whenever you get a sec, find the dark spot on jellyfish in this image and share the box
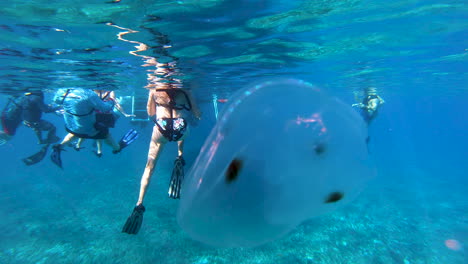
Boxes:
[324,192,344,203]
[314,143,326,155]
[225,158,243,184]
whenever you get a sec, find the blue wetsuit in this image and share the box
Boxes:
[54,88,114,139]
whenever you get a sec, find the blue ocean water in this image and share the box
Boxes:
[0,0,466,263]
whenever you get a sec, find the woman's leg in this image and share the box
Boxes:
[177,140,184,157]
[137,126,166,205]
[60,133,76,146]
[177,126,190,157]
[96,140,103,156]
[75,138,84,150]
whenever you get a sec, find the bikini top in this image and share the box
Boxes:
[154,88,192,111]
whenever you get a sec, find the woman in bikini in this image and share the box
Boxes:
[122,81,201,234]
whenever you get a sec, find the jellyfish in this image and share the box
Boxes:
[177,79,375,248]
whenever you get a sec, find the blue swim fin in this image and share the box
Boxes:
[113,129,138,154]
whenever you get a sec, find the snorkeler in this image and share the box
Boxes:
[122,83,201,235]
[74,89,135,157]
[352,87,385,125]
[1,92,59,147]
[1,91,60,165]
[21,91,62,165]
[51,88,138,168]
[21,91,60,145]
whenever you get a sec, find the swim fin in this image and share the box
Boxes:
[113,129,139,154]
[23,144,50,166]
[50,144,65,169]
[122,204,145,235]
[168,156,185,199]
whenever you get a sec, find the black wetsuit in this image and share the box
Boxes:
[21,93,58,143]
[21,93,55,122]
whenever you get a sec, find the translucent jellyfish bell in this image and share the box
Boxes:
[177,79,375,248]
